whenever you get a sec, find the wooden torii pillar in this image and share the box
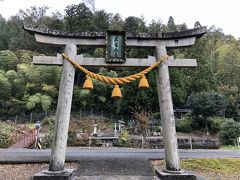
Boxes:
[25,26,206,177]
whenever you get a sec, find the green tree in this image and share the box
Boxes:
[42,11,64,30]
[194,21,202,28]
[216,40,240,87]
[180,34,218,94]
[0,71,11,102]
[218,84,240,121]
[93,48,104,57]
[23,64,61,95]
[167,16,176,31]
[109,13,124,31]
[0,50,19,70]
[93,10,110,31]
[7,15,37,51]
[119,71,159,114]
[177,23,188,31]
[5,70,25,98]
[187,91,228,135]
[72,68,118,112]
[170,69,188,107]
[16,50,32,64]
[0,15,9,50]
[124,16,146,33]
[65,3,95,32]
[148,19,163,33]
[26,93,52,114]
[219,119,240,145]
[18,6,49,27]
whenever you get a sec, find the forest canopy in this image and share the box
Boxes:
[0,2,239,126]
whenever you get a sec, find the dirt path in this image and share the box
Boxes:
[0,163,78,180]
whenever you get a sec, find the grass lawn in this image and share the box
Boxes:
[220,145,240,150]
[152,158,240,179]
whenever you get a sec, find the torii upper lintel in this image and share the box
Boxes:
[24,25,206,48]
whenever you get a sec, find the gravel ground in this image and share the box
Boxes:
[1,160,240,180]
[0,163,78,180]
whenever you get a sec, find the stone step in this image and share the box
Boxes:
[74,158,155,179]
[73,175,158,180]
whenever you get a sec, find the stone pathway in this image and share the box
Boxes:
[72,158,156,180]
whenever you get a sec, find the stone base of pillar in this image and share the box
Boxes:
[155,167,197,180]
[33,169,75,180]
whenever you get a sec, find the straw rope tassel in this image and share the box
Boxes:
[62,53,169,86]
[62,53,169,98]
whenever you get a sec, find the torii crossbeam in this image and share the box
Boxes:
[25,26,207,179]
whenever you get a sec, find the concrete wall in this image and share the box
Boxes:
[131,137,220,149]
[77,136,220,149]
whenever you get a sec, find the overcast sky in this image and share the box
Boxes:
[0,0,239,38]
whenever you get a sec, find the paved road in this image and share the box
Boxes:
[0,148,240,163]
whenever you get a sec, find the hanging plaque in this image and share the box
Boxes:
[106,31,126,63]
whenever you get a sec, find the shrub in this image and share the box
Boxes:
[119,130,129,146]
[176,117,193,133]
[0,131,11,148]
[41,133,53,149]
[42,117,80,148]
[208,117,230,134]
[0,122,15,148]
[41,116,55,148]
[67,122,79,146]
[68,130,78,146]
[187,91,228,135]
[219,119,240,145]
[92,139,103,147]
[41,116,55,127]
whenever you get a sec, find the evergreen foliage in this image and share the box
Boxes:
[219,119,240,145]
[0,2,239,136]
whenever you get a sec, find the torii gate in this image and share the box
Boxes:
[25,26,206,178]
